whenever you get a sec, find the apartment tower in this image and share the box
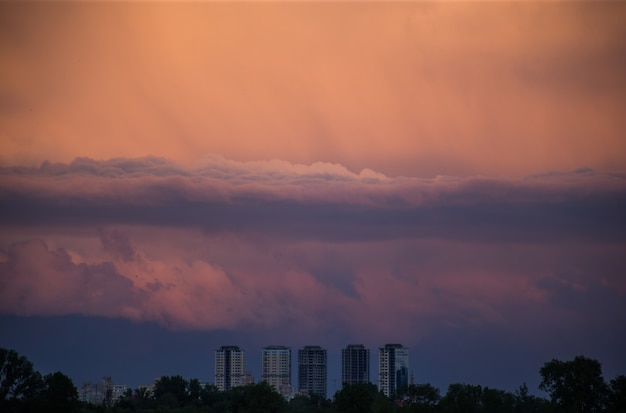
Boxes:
[215,345,244,392]
[298,345,327,399]
[341,344,370,385]
[261,345,292,397]
[378,344,409,397]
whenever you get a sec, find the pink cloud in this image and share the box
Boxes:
[0,157,624,347]
[0,239,143,320]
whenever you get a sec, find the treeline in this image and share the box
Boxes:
[2,348,625,413]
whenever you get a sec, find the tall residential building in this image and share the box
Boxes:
[378,344,409,397]
[298,345,327,399]
[262,346,292,397]
[341,344,370,385]
[215,345,245,392]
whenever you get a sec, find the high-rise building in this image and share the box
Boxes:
[215,345,245,392]
[262,345,292,398]
[298,345,327,399]
[341,344,370,385]
[378,344,409,397]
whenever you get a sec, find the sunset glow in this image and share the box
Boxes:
[1,0,625,394]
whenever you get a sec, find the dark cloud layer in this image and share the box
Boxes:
[2,157,625,244]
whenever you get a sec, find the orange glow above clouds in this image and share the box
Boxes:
[1,1,625,177]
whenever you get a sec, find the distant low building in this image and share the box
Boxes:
[79,377,127,405]
[242,371,255,385]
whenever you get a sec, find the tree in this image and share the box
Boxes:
[38,371,79,413]
[539,355,608,413]
[229,382,287,413]
[289,394,332,413]
[438,383,483,413]
[513,383,549,413]
[128,385,155,410]
[404,383,440,412]
[200,383,225,407]
[607,375,626,413]
[481,387,515,413]
[153,375,189,407]
[0,348,43,401]
[333,382,380,413]
[189,377,202,403]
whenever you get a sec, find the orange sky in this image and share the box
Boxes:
[2,2,626,390]
[1,1,625,177]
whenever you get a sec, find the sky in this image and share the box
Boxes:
[1,0,626,398]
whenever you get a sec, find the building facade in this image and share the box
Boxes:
[215,345,245,392]
[298,345,327,399]
[261,345,292,398]
[341,344,370,385]
[378,344,409,397]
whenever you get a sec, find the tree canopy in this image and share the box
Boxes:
[1,348,625,413]
[0,348,43,401]
[539,355,608,413]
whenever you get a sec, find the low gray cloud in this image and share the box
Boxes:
[1,157,625,245]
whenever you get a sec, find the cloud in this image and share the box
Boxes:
[98,227,136,262]
[0,156,624,348]
[0,239,143,320]
[1,156,625,244]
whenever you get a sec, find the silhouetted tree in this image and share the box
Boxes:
[289,393,331,413]
[403,383,440,412]
[0,348,43,401]
[513,383,550,413]
[607,375,626,413]
[38,371,79,413]
[438,383,483,413]
[481,387,515,413]
[200,383,225,406]
[153,375,189,407]
[0,348,44,413]
[539,355,608,413]
[371,390,393,413]
[188,378,202,405]
[333,382,380,413]
[114,388,136,410]
[229,382,287,413]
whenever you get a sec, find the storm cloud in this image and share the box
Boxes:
[1,156,624,347]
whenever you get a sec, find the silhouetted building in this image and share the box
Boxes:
[342,344,370,385]
[378,344,409,397]
[215,345,244,391]
[298,345,327,399]
[262,345,292,398]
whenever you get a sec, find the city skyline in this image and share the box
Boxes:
[1,0,625,398]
